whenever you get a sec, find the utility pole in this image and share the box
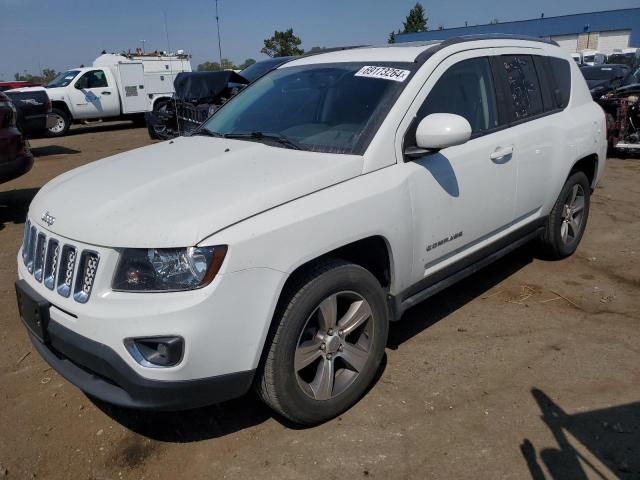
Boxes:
[140,39,147,54]
[215,0,223,66]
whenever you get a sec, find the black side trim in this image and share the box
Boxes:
[415,34,559,64]
[389,219,545,320]
[28,320,255,411]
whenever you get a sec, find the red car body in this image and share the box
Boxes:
[0,92,34,183]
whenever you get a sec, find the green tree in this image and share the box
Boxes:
[42,68,57,83]
[388,31,396,44]
[261,28,304,57]
[402,2,428,33]
[220,58,235,70]
[197,61,222,72]
[238,58,256,70]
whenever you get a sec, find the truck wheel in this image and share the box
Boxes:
[540,171,591,259]
[257,259,389,425]
[46,108,70,137]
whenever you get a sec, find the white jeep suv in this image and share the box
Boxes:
[16,36,606,425]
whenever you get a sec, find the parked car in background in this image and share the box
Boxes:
[570,52,583,65]
[606,48,640,70]
[7,51,192,137]
[0,92,33,184]
[581,50,606,66]
[4,89,55,137]
[580,64,630,98]
[0,81,41,92]
[597,66,640,152]
[146,57,293,140]
[16,36,605,425]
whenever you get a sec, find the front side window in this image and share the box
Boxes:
[500,55,544,120]
[202,62,415,155]
[415,57,499,136]
[75,70,108,89]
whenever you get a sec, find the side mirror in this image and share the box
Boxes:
[405,113,472,158]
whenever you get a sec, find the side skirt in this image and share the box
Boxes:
[389,221,545,321]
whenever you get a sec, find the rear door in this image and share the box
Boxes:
[491,53,559,220]
[400,50,519,285]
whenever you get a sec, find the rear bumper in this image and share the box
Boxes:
[28,318,255,411]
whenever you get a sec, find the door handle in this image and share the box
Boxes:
[490,146,514,163]
[101,91,111,95]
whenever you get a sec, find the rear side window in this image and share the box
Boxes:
[415,57,499,135]
[499,55,543,120]
[546,57,571,109]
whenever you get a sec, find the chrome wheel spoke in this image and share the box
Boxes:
[310,358,334,400]
[561,221,568,241]
[295,339,323,371]
[318,294,337,332]
[570,184,579,205]
[338,300,372,336]
[340,343,368,372]
[572,196,585,213]
[569,217,581,238]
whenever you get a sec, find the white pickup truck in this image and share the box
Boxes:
[9,52,191,137]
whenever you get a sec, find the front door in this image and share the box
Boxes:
[69,69,119,119]
[401,52,519,285]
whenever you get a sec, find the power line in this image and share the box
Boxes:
[215,0,223,65]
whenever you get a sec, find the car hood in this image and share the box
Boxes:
[29,136,364,247]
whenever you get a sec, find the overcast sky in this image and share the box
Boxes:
[1,0,638,80]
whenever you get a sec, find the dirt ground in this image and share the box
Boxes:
[0,123,638,480]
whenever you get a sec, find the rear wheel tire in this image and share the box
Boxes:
[540,171,591,259]
[46,108,70,138]
[257,259,389,425]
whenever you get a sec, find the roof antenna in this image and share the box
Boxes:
[164,10,181,137]
[215,0,223,67]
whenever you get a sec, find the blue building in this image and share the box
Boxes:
[396,8,640,54]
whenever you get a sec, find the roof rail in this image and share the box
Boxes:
[299,45,368,58]
[415,34,559,64]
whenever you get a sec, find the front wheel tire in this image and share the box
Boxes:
[46,108,71,138]
[540,171,591,259]
[257,260,389,425]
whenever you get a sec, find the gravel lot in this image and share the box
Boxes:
[1,123,638,479]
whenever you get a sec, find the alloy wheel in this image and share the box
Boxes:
[560,184,586,244]
[295,291,374,401]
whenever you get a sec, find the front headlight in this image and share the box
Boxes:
[112,246,227,292]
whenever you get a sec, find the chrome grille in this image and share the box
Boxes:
[21,222,99,303]
[33,233,46,282]
[73,251,99,304]
[43,239,59,290]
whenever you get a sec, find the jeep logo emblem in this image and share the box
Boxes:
[41,211,55,227]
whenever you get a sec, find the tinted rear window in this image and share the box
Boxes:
[547,58,571,109]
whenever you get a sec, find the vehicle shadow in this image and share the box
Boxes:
[388,243,535,348]
[30,145,80,157]
[0,187,40,230]
[520,388,640,479]
[67,122,142,136]
[90,354,389,442]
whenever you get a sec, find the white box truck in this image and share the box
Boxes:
[8,51,192,137]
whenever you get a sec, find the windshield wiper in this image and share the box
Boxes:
[190,129,224,138]
[223,132,302,150]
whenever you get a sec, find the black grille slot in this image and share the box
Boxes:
[57,245,77,298]
[43,239,60,290]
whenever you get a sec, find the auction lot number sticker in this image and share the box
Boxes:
[355,66,411,82]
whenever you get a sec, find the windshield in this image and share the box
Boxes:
[202,62,415,155]
[47,70,80,88]
[583,55,595,63]
[607,54,634,68]
[582,67,616,80]
[240,57,293,83]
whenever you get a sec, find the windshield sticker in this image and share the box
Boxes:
[355,66,411,82]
